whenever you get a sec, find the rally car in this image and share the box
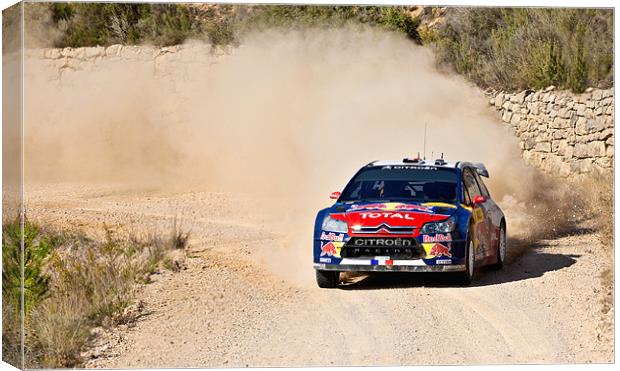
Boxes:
[313,157,507,288]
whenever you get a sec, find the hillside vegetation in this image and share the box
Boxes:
[25,3,614,93]
[2,218,189,368]
[427,8,613,93]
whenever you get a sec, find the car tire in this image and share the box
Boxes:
[458,239,475,285]
[490,223,507,270]
[316,270,340,288]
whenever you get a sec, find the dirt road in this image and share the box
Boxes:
[26,184,613,366]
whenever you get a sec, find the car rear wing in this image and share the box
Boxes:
[473,163,489,177]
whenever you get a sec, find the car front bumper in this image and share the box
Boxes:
[314,261,466,273]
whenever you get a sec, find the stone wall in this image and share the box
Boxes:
[488,87,614,177]
[26,43,231,79]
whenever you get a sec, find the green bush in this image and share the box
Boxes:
[2,218,57,368]
[240,5,421,43]
[2,217,188,368]
[43,3,421,47]
[430,8,613,92]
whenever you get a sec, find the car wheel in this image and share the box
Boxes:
[458,239,475,285]
[490,223,507,270]
[316,270,340,288]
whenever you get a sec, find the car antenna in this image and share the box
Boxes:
[423,122,427,160]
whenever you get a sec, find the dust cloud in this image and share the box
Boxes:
[25,29,521,194]
[22,28,581,282]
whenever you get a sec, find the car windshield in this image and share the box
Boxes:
[339,166,458,203]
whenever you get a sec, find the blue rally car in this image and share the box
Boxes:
[313,157,507,288]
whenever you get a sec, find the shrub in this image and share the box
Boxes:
[430,8,613,93]
[239,5,421,43]
[2,218,57,368]
[43,3,421,47]
[2,217,188,368]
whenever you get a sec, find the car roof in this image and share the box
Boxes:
[366,159,489,176]
[368,159,459,168]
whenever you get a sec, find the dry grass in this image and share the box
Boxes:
[578,172,614,346]
[1,218,189,368]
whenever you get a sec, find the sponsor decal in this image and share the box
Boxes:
[320,232,344,242]
[320,242,337,257]
[381,165,437,170]
[422,202,458,209]
[352,238,414,247]
[436,259,452,265]
[422,234,453,243]
[429,243,452,258]
[351,203,432,213]
[319,257,332,263]
[361,212,415,220]
[320,242,343,257]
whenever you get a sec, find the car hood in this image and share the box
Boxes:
[330,201,458,235]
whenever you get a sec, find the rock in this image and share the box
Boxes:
[513,90,528,104]
[44,48,61,59]
[106,44,122,56]
[545,85,556,92]
[523,135,537,150]
[575,117,588,135]
[574,143,589,158]
[575,103,586,116]
[120,45,141,59]
[593,89,603,100]
[586,117,607,133]
[570,158,593,173]
[588,141,607,157]
[84,46,104,58]
[552,139,568,154]
[553,130,567,140]
[551,117,570,129]
[535,142,551,152]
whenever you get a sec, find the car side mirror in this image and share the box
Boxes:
[473,195,486,205]
[330,191,341,200]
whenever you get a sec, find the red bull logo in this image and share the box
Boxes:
[430,243,452,258]
[320,242,338,257]
[423,234,453,243]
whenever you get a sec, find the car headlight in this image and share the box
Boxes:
[322,215,348,233]
[420,217,456,234]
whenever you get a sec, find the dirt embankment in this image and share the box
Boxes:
[21,29,613,366]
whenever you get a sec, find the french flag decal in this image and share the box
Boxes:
[371,259,379,266]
